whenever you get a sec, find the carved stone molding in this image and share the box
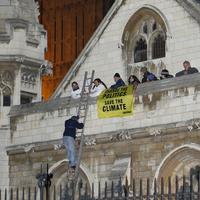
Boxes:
[149,128,162,136]
[21,68,37,89]
[85,138,96,146]
[110,130,132,141]
[15,56,25,63]
[0,0,46,45]
[187,120,200,132]
[40,61,53,76]
[23,144,35,153]
[53,143,63,150]
[12,0,39,23]
[0,70,14,94]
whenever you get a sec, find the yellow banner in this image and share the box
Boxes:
[97,86,134,118]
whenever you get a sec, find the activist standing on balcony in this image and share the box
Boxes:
[160,69,173,79]
[175,60,199,77]
[110,73,125,89]
[63,115,84,172]
[90,78,107,97]
[140,67,158,83]
[71,81,81,99]
[128,75,140,89]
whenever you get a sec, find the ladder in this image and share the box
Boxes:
[71,70,95,199]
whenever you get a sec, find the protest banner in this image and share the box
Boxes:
[97,86,134,118]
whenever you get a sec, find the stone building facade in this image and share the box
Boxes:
[1,0,200,195]
[0,0,48,187]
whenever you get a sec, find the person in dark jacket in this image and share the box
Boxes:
[175,61,199,77]
[63,115,84,171]
[140,67,158,83]
[110,73,125,89]
[160,69,173,80]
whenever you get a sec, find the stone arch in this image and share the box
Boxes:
[153,143,200,192]
[122,5,171,43]
[121,5,171,78]
[49,159,98,197]
[139,4,171,35]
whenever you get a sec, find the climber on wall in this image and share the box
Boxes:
[63,115,84,172]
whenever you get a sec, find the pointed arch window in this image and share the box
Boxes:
[122,8,169,79]
[134,38,147,63]
[123,11,167,66]
[132,19,166,63]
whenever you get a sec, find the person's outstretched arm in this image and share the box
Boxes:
[75,121,84,129]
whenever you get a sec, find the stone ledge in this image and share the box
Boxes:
[0,55,44,67]
[135,73,200,96]
[6,118,200,155]
[9,73,200,117]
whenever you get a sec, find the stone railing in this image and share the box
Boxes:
[9,73,200,117]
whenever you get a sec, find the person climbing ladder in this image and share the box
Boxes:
[62,70,94,199]
[63,115,84,172]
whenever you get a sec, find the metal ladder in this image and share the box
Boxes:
[71,70,95,199]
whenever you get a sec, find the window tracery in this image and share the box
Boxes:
[122,8,168,78]
[0,71,13,107]
[132,17,166,63]
[21,70,37,89]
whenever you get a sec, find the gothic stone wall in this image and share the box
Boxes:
[8,128,200,192]
[9,75,200,145]
[0,0,47,188]
[5,0,200,189]
[7,74,200,190]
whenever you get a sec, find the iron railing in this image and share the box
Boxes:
[1,175,200,200]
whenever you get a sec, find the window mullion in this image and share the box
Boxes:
[147,37,151,60]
